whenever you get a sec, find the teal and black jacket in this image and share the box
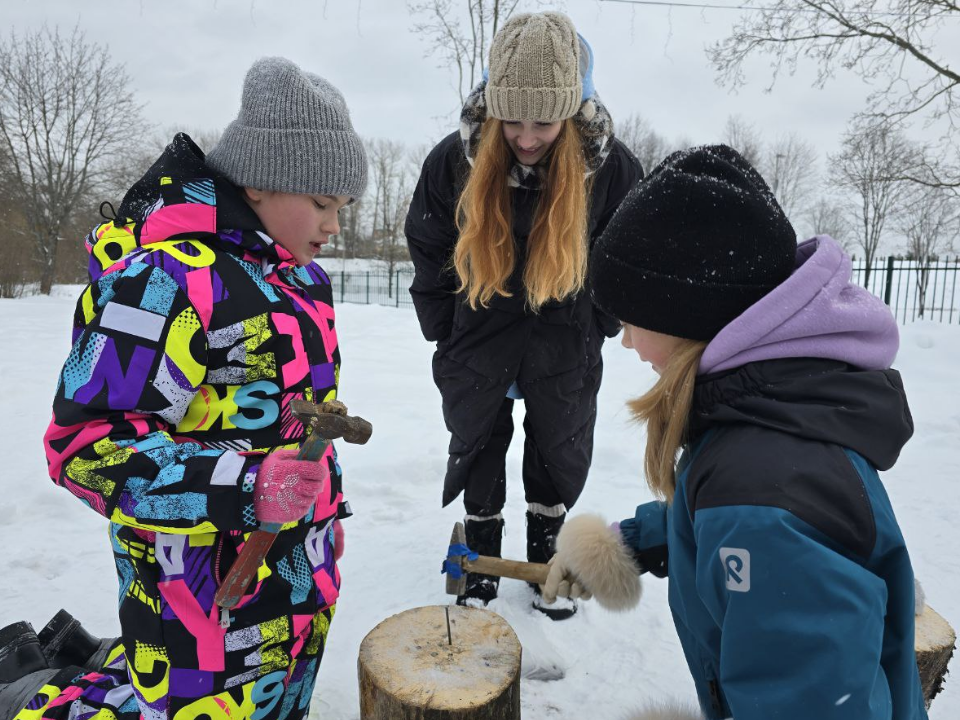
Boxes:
[621,358,928,720]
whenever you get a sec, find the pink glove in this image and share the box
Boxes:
[254,449,330,524]
[333,520,344,561]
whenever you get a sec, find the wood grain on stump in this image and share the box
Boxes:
[916,604,956,708]
[358,605,521,719]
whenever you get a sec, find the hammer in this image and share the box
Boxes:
[443,521,550,596]
[214,399,372,621]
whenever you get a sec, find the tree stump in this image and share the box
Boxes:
[358,605,521,719]
[916,604,956,708]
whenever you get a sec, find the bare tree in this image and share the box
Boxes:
[830,123,917,286]
[0,26,144,294]
[708,0,959,189]
[618,113,673,172]
[764,133,818,219]
[335,199,366,261]
[806,196,852,251]
[895,186,958,317]
[721,114,764,168]
[368,139,416,296]
[409,0,538,106]
[0,143,34,297]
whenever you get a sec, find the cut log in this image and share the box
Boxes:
[916,604,955,708]
[358,605,521,719]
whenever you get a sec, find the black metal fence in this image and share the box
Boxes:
[329,261,960,324]
[330,270,417,309]
[851,257,960,324]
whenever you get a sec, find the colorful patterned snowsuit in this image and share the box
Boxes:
[27,135,345,720]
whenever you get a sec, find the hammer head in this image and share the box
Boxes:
[445,522,468,596]
[290,399,373,445]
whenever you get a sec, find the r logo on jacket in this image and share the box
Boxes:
[718,548,750,593]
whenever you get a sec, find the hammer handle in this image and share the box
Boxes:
[464,556,551,586]
[214,432,331,611]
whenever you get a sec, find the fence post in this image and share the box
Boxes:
[883,256,895,306]
[396,270,400,308]
[340,271,345,304]
[366,272,370,305]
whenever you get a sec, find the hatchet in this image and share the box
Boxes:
[214,399,371,623]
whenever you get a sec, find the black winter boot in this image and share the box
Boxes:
[0,621,74,719]
[527,510,578,620]
[38,610,116,672]
[0,622,46,684]
[456,516,505,608]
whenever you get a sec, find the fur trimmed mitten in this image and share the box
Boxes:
[540,514,642,611]
[621,702,706,720]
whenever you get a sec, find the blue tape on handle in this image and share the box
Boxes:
[442,559,466,579]
[448,543,478,561]
[441,543,479,577]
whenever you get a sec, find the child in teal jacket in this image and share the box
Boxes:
[542,145,927,720]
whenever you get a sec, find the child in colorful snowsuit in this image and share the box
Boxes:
[1,56,366,720]
[540,145,928,720]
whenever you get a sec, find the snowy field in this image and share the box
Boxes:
[1,289,958,719]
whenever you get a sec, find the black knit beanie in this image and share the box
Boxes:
[590,144,797,341]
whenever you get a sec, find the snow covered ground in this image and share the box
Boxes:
[2,290,958,719]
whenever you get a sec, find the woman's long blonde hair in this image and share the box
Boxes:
[453,117,589,312]
[629,339,708,502]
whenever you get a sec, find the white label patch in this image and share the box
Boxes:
[719,547,751,593]
[100,302,166,342]
[211,450,245,486]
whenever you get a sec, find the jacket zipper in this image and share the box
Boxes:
[214,533,231,628]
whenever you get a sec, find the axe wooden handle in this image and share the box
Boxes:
[213,528,279,613]
[464,556,551,586]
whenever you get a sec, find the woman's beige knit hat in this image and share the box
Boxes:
[485,12,582,123]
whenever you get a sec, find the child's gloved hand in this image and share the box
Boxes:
[542,555,592,603]
[254,449,329,524]
[538,514,643,612]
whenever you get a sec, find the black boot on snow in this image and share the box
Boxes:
[456,516,505,608]
[38,610,116,672]
[527,510,577,621]
[0,621,57,718]
[0,622,47,684]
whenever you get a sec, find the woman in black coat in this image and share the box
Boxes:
[405,11,642,617]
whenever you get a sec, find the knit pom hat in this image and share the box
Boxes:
[207,57,367,200]
[485,12,582,123]
[590,145,798,341]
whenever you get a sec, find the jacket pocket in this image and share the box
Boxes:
[305,520,340,610]
[700,665,731,719]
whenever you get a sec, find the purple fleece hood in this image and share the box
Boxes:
[699,235,900,375]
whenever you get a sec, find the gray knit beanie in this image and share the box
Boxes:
[485,12,581,123]
[207,57,367,200]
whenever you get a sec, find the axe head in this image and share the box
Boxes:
[290,399,373,445]
[445,522,468,596]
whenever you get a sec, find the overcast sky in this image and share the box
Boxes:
[5,0,957,176]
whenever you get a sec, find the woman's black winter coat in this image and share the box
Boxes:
[405,131,642,508]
